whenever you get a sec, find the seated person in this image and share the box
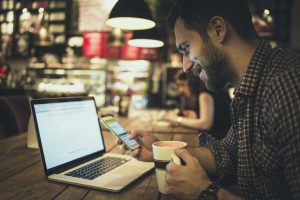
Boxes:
[163,71,231,140]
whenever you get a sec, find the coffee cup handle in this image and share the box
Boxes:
[171,154,181,165]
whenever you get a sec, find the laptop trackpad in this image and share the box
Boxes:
[101,165,148,188]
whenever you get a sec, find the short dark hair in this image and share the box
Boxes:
[167,0,257,41]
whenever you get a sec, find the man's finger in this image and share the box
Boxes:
[116,138,123,145]
[118,145,127,152]
[166,162,179,174]
[165,184,183,198]
[174,149,194,165]
[129,129,149,139]
[129,148,140,158]
[122,143,129,151]
[129,129,138,139]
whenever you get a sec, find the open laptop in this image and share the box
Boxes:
[31,96,154,192]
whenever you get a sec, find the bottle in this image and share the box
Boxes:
[118,95,130,117]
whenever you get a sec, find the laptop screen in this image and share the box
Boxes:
[33,99,104,170]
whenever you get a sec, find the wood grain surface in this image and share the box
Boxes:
[0,110,200,200]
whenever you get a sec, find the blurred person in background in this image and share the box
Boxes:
[163,70,231,140]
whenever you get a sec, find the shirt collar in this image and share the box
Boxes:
[234,40,272,97]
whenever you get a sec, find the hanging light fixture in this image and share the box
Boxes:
[106,0,156,30]
[108,28,125,46]
[128,28,164,48]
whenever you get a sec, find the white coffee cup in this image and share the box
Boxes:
[152,141,187,194]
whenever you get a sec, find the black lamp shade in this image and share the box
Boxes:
[132,28,160,40]
[128,28,164,48]
[109,0,152,20]
[106,0,156,30]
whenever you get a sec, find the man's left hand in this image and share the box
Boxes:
[165,149,212,200]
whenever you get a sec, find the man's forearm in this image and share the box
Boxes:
[188,147,217,176]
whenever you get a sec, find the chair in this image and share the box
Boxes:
[0,95,31,138]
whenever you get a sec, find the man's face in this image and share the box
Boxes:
[174,17,229,91]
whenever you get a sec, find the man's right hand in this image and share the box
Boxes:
[116,129,159,162]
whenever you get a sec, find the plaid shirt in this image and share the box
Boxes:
[200,40,300,199]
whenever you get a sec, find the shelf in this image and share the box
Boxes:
[49,8,66,12]
[15,9,43,14]
[27,67,106,71]
[0,21,14,23]
[0,0,70,58]
[48,21,66,24]
[0,9,13,13]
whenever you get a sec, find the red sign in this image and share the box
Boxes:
[121,32,141,60]
[0,66,8,74]
[121,45,141,60]
[83,32,122,59]
[140,48,158,60]
[107,46,121,59]
[83,31,158,60]
[83,32,106,58]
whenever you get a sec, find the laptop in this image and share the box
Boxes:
[31,96,154,192]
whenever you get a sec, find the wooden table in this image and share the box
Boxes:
[0,112,200,200]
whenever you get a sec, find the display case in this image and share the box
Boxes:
[26,59,152,108]
[26,64,107,107]
[106,60,151,109]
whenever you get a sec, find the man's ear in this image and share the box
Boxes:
[208,16,227,43]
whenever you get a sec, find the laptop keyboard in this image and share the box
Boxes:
[65,156,129,180]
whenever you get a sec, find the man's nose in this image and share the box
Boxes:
[182,56,193,73]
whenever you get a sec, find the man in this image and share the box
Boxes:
[118,0,300,199]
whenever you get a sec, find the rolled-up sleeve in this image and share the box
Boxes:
[199,126,237,182]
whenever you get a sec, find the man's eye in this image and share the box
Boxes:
[178,43,190,56]
[182,46,190,55]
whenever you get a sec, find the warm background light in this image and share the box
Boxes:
[106,17,155,30]
[128,39,164,48]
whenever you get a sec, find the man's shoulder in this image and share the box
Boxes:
[259,50,300,137]
[258,48,300,108]
[268,48,300,73]
[263,48,300,87]
[269,67,300,98]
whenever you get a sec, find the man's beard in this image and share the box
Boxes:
[193,40,230,92]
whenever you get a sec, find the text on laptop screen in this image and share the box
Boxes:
[34,100,104,169]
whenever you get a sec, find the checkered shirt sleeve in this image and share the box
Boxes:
[199,127,237,181]
[262,67,300,199]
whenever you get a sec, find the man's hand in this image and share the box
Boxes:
[116,129,158,162]
[165,149,212,200]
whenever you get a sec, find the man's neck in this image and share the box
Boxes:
[226,39,259,86]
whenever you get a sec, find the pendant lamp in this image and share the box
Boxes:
[108,28,125,46]
[106,0,156,30]
[128,28,164,48]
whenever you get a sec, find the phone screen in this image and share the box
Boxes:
[105,120,139,149]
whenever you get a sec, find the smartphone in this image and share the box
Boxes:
[101,116,140,150]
